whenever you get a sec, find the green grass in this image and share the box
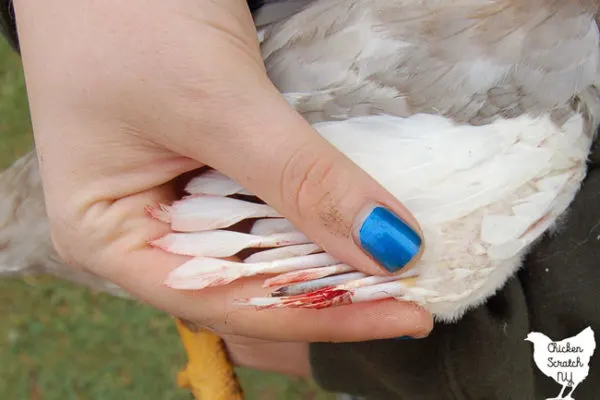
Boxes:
[0,37,334,400]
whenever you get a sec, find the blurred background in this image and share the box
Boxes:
[0,37,334,400]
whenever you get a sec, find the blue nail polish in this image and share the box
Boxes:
[394,336,414,341]
[358,206,421,273]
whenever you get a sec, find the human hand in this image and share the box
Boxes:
[223,333,310,377]
[13,0,432,342]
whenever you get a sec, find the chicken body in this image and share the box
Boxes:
[261,0,600,320]
[157,0,600,321]
[261,0,600,126]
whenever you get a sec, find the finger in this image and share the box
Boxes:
[221,336,310,376]
[173,88,424,277]
[124,259,432,342]
[78,185,432,343]
[105,247,433,343]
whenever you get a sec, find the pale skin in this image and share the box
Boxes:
[12,0,433,375]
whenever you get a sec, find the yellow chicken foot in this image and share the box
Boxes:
[175,318,244,400]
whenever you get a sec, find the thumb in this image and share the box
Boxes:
[190,89,424,277]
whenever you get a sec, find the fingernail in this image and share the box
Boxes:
[355,205,422,273]
[394,336,414,341]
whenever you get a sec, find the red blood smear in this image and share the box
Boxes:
[288,289,353,309]
[252,288,354,310]
[312,289,348,299]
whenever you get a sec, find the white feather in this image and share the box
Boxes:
[244,243,321,263]
[150,195,280,232]
[166,253,340,289]
[250,218,298,235]
[150,230,310,257]
[185,170,251,196]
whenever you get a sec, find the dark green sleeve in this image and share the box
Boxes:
[0,0,18,52]
[310,140,600,400]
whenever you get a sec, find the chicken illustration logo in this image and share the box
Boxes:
[525,327,596,399]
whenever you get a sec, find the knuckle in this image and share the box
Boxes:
[45,201,108,270]
[47,220,80,267]
[406,303,435,338]
[280,147,353,237]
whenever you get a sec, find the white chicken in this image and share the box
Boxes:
[1,1,600,398]
[3,0,600,323]
[145,0,600,322]
[525,327,596,400]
